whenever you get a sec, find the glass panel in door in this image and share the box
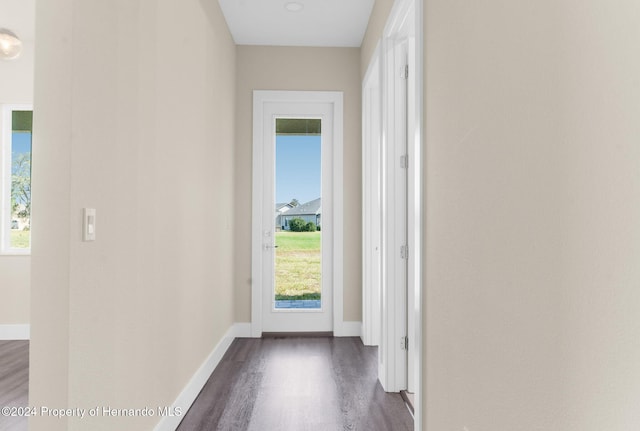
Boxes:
[274,118,322,310]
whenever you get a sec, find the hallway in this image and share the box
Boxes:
[177,337,413,431]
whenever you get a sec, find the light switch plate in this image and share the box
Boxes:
[83,208,96,241]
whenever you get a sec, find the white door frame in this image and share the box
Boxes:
[379,29,409,393]
[362,0,423,428]
[406,2,424,427]
[387,0,423,428]
[251,90,344,337]
[362,44,382,347]
[1,104,32,255]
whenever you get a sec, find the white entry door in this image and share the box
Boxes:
[252,91,343,334]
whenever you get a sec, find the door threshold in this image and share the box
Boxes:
[262,331,334,338]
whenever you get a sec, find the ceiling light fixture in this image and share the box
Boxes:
[0,28,22,60]
[284,2,304,12]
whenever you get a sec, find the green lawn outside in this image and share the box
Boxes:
[10,230,30,249]
[275,231,321,300]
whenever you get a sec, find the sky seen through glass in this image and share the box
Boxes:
[276,135,321,205]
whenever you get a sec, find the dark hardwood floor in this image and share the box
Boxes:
[0,338,412,431]
[177,337,413,431]
[0,340,29,431]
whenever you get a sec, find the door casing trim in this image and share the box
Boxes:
[251,90,344,337]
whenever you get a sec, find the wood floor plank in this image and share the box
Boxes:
[177,337,413,431]
[0,341,29,431]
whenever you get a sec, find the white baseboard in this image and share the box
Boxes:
[334,321,362,337]
[232,322,251,338]
[154,323,245,431]
[0,324,30,340]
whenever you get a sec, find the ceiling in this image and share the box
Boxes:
[218,0,375,47]
[0,0,35,42]
[1,0,375,48]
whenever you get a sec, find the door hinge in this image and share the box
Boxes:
[400,245,409,260]
[401,64,409,79]
[400,154,408,169]
[401,336,408,350]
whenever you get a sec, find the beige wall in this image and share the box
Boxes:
[360,0,394,78]
[424,0,640,429]
[0,257,30,323]
[0,43,34,103]
[30,0,236,429]
[0,29,34,327]
[234,46,362,323]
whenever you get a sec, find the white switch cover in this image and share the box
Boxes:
[83,208,96,241]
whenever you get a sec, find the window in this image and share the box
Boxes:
[1,105,33,254]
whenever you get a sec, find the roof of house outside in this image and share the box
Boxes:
[283,198,321,216]
[276,203,293,212]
